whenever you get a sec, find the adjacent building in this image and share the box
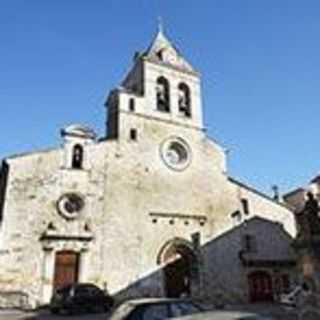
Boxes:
[284,176,320,313]
[0,28,297,308]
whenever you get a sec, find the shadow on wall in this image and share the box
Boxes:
[107,216,296,305]
[2,216,296,313]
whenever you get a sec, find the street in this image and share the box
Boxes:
[0,305,299,320]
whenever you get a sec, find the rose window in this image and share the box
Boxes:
[161,138,191,171]
[57,193,84,220]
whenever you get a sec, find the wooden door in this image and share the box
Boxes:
[248,271,274,303]
[53,251,79,290]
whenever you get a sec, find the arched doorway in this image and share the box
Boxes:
[158,239,197,298]
[248,270,274,303]
[53,251,79,290]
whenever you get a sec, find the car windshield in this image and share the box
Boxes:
[240,317,274,320]
[170,301,203,317]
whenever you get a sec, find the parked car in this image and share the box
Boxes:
[50,283,114,314]
[170,310,274,320]
[109,298,204,320]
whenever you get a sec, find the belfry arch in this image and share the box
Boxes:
[157,238,199,298]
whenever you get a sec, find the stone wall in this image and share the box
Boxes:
[0,117,298,308]
[0,291,30,310]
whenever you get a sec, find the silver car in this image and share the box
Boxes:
[109,298,204,320]
[170,310,274,320]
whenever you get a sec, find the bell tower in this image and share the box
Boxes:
[105,27,203,140]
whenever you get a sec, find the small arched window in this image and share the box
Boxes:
[129,98,135,112]
[72,144,83,169]
[178,83,191,117]
[156,76,170,112]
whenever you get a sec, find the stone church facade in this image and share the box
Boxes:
[0,29,297,308]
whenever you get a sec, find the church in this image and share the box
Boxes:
[0,28,297,309]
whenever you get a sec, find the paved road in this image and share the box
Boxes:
[0,304,302,320]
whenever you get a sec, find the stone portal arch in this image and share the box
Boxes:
[157,238,198,298]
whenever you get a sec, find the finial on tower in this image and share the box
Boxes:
[158,16,164,34]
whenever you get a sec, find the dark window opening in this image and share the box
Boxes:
[156,49,164,61]
[178,83,191,117]
[129,98,135,112]
[72,145,84,169]
[156,76,170,112]
[231,210,241,223]
[243,234,257,252]
[130,129,137,141]
[241,198,250,215]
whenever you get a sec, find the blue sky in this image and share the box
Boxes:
[1,1,319,195]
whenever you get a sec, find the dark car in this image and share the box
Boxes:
[109,298,204,320]
[50,283,114,314]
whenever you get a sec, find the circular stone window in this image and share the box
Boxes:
[161,137,191,171]
[57,193,85,220]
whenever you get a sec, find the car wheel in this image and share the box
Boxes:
[91,304,104,313]
[50,307,59,314]
[69,306,78,315]
[61,306,74,315]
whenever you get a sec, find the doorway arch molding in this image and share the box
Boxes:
[157,237,201,297]
[156,237,196,265]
